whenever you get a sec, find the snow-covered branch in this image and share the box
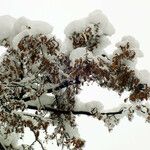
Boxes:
[0,9,150,149]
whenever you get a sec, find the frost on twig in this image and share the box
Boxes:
[0,10,150,149]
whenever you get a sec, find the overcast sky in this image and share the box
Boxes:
[0,0,150,150]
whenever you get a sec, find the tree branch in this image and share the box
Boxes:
[0,142,6,150]
[27,105,123,116]
[22,78,81,102]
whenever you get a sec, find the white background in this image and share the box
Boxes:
[0,0,150,149]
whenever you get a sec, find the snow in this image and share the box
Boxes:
[63,10,115,56]
[61,38,74,54]
[0,15,53,48]
[74,97,104,113]
[12,17,53,48]
[112,36,143,68]
[115,36,143,58]
[69,47,94,66]
[63,120,80,139]
[85,101,104,112]
[0,127,21,149]
[68,40,111,66]
[135,69,150,86]
[26,93,55,108]
[64,10,115,37]
[0,15,16,41]
[0,46,7,64]
[64,18,89,37]
[92,35,111,56]
[88,10,115,36]
[12,30,30,49]
[12,17,53,38]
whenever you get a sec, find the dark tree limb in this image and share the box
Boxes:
[27,105,123,116]
[0,142,6,150]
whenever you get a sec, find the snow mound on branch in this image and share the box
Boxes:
[88,10,115,36]
[0,127,21,149]
[92,35,111,56]
[113,36,143,69]
[0,15,53,48]
[64,18,88,37]
[74,98,104,113]
[63,119,80,139]
[64,10,115,37]
[12,17,53,48]
[135,69,150,86]
[69,47,94,66]
[12,17,53,37]
[115,36,143,58]
[85,101,104,112]
[0,15,16,41]
[63,10,115,55]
